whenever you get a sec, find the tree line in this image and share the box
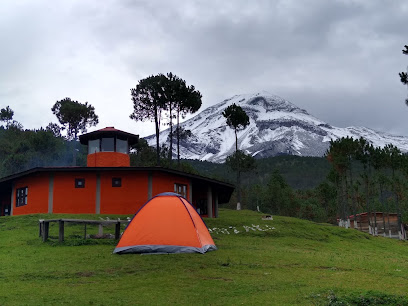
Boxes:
[325,137,408,232]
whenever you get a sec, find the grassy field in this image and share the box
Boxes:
[1,210,408,305]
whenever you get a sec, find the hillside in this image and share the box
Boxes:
[1,210,408,304]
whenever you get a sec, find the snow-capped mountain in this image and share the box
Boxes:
[145,91,408,163]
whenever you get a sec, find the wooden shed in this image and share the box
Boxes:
[343,212,404,239]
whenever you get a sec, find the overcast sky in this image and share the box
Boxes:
[1,0,407,137]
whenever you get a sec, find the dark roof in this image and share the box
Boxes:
[79,127,139,145]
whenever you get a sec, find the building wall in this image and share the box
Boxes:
[13,173,49,215]
[100,171,149,214]
[8,170,219,217]
[53,172,97,214]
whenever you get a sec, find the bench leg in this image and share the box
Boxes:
[39,221,42,237]
[42,222,49,242]
[115,222,121,239]
[59,220,64,242]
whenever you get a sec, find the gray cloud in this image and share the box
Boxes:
[0,0,407,137]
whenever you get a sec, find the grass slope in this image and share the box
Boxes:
[1,210,408,305]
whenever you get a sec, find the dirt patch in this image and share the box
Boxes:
[76,271,94,277]
[201,276,233,282]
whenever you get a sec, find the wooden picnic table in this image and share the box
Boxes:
[39,219,130,242]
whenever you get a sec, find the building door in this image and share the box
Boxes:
[0,196,11,216]
[3,204,10,216]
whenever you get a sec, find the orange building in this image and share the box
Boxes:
[0,127,234,218]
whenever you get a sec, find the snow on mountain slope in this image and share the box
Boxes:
[145,92,408,163]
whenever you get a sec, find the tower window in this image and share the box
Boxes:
[88,139,100,154]
[116,138,128,153]
[101,137,114,152]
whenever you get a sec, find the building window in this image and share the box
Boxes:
[75,178,85,188]
[112,177,122,187]
[174,183,187,198]
[16,187,28,207]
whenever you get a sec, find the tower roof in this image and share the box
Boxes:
[79,127,139,145]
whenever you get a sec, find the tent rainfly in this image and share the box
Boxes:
[113,192,217,254]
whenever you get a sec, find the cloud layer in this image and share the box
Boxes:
[1,0,407,137]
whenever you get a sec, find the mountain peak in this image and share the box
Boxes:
[145,92,408,163]
[216,92,306,115]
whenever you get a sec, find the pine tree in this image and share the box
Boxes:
[168,73,201,166]
[223,103,250,210]
[51,98,98,166]
[130,74,168,166]
[0,106,14,128]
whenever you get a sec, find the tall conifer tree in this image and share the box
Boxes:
[223,103,250,210]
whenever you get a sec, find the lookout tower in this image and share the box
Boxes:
[79,127,139,167]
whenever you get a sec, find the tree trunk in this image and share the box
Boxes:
[335,175,342,225]
[236,170,241,210]
[235,128,238,152]
[373,180,378,236]
[379,181,386,236]
[343,173,349,224]
[235,128,241,210]
[392,168,402,239]
[168,103,173,162]
[177,111,180,167]
[154,107,160,166]
[348,161,357,229]
[364,173,372,234]
[72,130,77,166]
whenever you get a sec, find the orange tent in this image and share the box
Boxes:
[113,192,217,254]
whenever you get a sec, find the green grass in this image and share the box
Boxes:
[1,210,408,305]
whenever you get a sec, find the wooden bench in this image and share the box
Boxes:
[39,219,130,242]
